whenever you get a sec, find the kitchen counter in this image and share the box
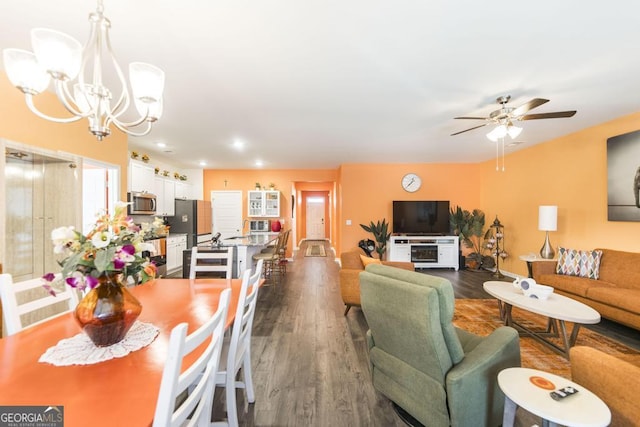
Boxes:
[212,233,279,247]
[189,233,279,278]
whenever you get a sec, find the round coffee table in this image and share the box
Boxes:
[498,367,610,427]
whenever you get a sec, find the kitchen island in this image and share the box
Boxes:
[183,233,279,278]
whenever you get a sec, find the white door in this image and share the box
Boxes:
[211,191,243,239]
[306,197,325,240]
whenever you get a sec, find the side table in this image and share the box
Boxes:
[498,367,611,427]
[519,254,554,278]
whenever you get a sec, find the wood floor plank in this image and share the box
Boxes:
[216,240,639,426]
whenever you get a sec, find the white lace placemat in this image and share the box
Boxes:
[39,321,160,366]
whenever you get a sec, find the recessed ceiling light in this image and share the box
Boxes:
[232,138,245,150]
[199,161,207,166]
[156,142,166,148]
[255,160,263,167]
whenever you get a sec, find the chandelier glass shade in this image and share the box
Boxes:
[2,0,164,141]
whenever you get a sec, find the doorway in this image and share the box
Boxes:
[306,196,326,240]
[82,159,119,234]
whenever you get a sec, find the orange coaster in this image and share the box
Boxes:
[529,375,555,390]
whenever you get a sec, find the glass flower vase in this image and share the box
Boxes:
[74,272,142,347]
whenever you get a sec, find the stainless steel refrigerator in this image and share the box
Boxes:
[168,199,212,249]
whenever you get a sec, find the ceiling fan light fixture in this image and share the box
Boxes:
[486,124,522,142]
[507,125,522,139]
[486,125,507,142]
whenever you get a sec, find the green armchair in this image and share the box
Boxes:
[360,264,521,427]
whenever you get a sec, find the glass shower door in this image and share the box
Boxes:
[4,144,81,281]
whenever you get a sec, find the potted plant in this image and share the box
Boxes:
[360,219,392,260]
[255,182,261,190]
[449,206,494,270]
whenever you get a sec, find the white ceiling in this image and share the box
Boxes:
[2,1,640,169]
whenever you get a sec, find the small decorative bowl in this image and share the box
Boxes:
[524,284,554,300]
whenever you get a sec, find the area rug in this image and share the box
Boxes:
[454,299,640,379]
[305,243,326,257]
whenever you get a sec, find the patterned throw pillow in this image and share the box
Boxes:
[555,247,603,279]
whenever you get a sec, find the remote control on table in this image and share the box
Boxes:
[550,386,579,401]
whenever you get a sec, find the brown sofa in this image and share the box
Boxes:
[339,248,414,315]
[571,346,640,426]
[532,248,640,330]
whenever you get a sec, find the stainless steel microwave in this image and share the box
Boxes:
[128,191,157,215]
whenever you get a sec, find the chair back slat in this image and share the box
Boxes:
[189,246,234,279]
[153,288,231,427]
[0,273,80,336]
[214,260,263,426]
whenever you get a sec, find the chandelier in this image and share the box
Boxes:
[2,0,164,141]
[486,121,522,171]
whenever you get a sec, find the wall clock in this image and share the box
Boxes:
[401,173,422,193]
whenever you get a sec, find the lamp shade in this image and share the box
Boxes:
[538,205,558,231]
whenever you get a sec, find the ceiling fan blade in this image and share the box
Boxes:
[510,98,550,117]
[454,116,489,120]
[519,111,577,120]
[451,123,488,136]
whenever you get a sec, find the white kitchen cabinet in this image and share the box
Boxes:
[247,190,280,217]
[154,177,175,216]
[175,181,192,200]
[166,234,187,274]
[128,160,155,193]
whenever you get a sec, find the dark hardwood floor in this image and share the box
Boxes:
[210,240,639,426]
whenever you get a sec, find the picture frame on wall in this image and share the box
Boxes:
[607,129,640,222]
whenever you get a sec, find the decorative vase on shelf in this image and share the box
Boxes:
[271,220,282,232]
[74,272,142,347]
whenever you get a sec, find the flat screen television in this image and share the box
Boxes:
[393,200,450,235]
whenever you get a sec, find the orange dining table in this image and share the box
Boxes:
[0,277,245,427]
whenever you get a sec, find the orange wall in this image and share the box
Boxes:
[338,163,482,255]
[4,69,640,277]
[479,112,640,277]
[203,169,338,256]
[0,72,129,199]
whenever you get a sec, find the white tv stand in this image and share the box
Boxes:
[388,234,459,271]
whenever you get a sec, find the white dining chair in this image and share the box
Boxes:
[213,260,263,427]
[153,288,231,427]
[0,273,80,336]
[189,247,234,279]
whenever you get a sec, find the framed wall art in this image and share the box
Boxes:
[607,129,640,221]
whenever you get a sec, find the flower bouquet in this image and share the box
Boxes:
[42,202,168,346]
[42,201,167,294]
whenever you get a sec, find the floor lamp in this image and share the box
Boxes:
[538,206,557,259]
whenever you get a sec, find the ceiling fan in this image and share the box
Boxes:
[451,95,577,136]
